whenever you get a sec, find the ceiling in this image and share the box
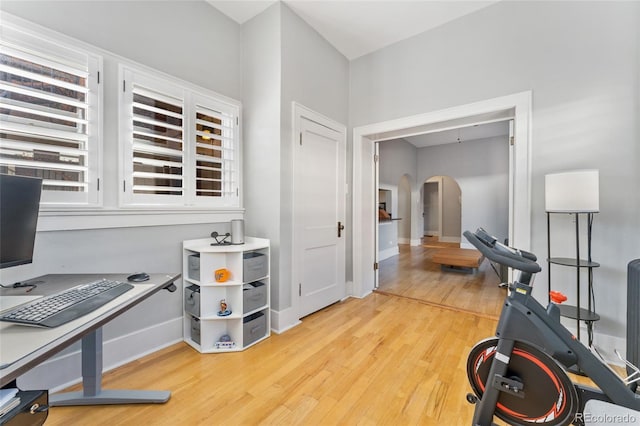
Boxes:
[403,120,510,148]
[207,0,500,60]
[207,0,508,147]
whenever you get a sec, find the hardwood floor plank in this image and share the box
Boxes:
[43,293,502,425]
[377,240,505,318]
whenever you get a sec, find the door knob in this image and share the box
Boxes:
[338,221,345,237]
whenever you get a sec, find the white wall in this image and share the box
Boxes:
[351,1,640,348]
[0,1,244,389]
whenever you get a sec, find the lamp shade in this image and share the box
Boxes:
[545,170,599,212]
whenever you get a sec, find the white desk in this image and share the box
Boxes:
[0,273,180,406]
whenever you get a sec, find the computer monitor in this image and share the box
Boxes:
[0,174,43,269]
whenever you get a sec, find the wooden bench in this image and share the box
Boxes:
[432,248,484,274]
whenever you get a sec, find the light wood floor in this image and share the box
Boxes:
[377,238,505,319]
[44,293,499,425]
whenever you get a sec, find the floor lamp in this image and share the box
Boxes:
[545,169,600,344]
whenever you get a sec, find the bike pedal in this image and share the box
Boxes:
[492,374,525,398]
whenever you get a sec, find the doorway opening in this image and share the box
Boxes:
[423,176,461,243]
[375,122,511,316]
[354,91,532,298]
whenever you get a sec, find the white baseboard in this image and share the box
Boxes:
[354,289,373,299]
[379,247,399,261]
[270,306,301,334]
[561,320,627,367]
[271,280,355,334]
[346,280,354,296]
[17,317,184,393]
[439,236,461,243]
[398,238,421,246]
[587,332,627,367]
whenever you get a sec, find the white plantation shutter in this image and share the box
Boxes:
[193,99,238,205]
[121,68,185,205]
[0,25,102,206]
[131,87,184,196]
[121,66,239,208]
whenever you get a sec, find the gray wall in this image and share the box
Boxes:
[417,137,509,245]
[242,3,349,312]
[1,1,350,390]
[279,3,349,309]
[351,1,640,344]
[398,175,411,240]
[379,136,508,244]
[0,1,241,99]
[378,139,417,187]
[4,0,639,384]
[378,139,417,244]
[441,175,462,241]
[242,4,283,309]
[424,181,439,235]
[0,1,244,389]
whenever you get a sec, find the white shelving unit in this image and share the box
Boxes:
[182,236,270,353]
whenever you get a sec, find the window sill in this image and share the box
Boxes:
[38,208,245,232]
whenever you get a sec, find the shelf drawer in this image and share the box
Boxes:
[243,281,267,313]
[190,316,201,345]
[243,311,266,347]
[184,285,201,317]
[188,254,200,280]
[243,251,267,282]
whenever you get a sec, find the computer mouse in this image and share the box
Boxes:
[127,272,150,282]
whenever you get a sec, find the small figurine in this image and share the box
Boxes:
[215,334,235,349]
[217,299,231,316]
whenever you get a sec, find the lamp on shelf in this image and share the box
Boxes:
[545,169,599,213]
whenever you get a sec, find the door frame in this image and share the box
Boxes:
[423,177,443,238]
[292,102,347,320]
[352,91,532,298]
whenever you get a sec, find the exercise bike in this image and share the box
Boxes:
[463,228,640,426]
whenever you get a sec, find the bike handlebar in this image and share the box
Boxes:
[463,228,542,274]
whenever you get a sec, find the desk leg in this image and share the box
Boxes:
[50,328,170,406]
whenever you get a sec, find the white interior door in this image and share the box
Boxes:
[293,105,346,318]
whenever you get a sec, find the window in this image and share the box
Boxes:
[0,21,102,206]
[120,66,239,208]
[193,96,238,204]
